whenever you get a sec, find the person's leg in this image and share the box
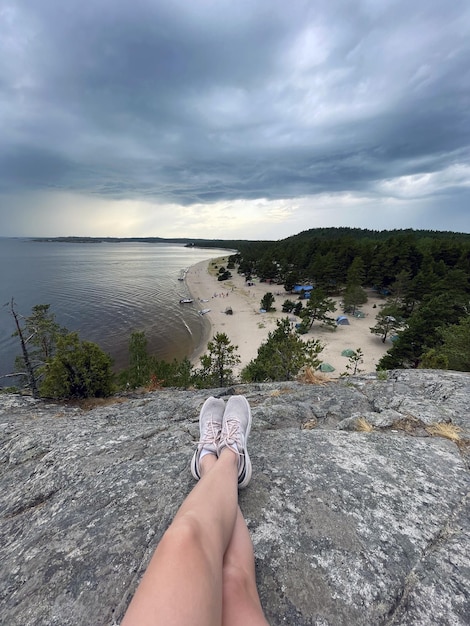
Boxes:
[121,449,238,626]
[122,395,264,626]
[222,507,270,626]
[122,397,238,626]
[218,395,269,625]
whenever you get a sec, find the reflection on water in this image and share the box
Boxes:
[0,240,229,379]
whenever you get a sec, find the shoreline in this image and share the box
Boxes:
[186,257,392,378]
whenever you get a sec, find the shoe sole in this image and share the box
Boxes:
[226,395,252,489]
[190,448,201,480]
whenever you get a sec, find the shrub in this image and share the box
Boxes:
[40,332,114,399]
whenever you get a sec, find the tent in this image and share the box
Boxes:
[336,316,350,325]
[341,348,356,357]
[319,362,335,372]
[293,284,313,293]
[354,311,366,318]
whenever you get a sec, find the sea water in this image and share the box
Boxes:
[0,239,228,381]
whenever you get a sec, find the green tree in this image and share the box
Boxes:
[10,301,67,396]
[283,272,298,293]
[385,269,421,317]
[255,257,278,282]
[168,357,194,388]
[341,348,365,376]
[298,288,336,331]
[9,299,39,397]
[148,356,194,388]
[260,292,275,312]
[218,269,232,281]
[419,349,449,370]
[40,332,114,399]
[241,318,323,382]
[197,332,240,387]
[370,304,403,343]
[378,293,468,369]
[346,257,366,286]
[120,331,151,388]
[310,251,339,290]
[20,304,66,360]
[435,316,470,371]
[342,284,368,315]
[282,300,295,313]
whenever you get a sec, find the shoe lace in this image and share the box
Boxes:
[198,417,221,447]
[221,416,243,456]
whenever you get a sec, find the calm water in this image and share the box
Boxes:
[0,239,229,381]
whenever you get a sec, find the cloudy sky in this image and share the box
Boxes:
[1,0,469,239]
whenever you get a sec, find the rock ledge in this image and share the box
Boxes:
[1,369,469,625]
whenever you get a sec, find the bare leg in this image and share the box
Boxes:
[222,508,270,626]
[121,450,238,626]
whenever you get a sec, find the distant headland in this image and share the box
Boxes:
[31,235,246,249]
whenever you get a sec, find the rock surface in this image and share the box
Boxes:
[0,369,469,626]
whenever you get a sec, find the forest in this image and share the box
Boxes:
[231,228,470,372]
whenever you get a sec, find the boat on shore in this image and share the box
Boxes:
[198,308,211,315]
[178,268,188,281]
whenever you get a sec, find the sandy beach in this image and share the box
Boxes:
[186,256,392,378]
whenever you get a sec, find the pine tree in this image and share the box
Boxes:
[197,333,240,387]
[10,301,67,396]
[298,288,336,331]
[260,292,275,312]
[241,318,323,382]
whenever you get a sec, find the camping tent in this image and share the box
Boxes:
[341,348,355,357]
[336,316,350,325]
[319,363,335,372]
[353,311,365,318]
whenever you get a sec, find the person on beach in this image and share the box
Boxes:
[122,395,269,626]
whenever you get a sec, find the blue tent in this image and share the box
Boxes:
[336,316,350,325]
[292,285,314,293]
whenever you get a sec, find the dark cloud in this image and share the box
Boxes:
[1,0,469,234]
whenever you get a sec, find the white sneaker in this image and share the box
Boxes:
[219,395,252,488]
[191,397,225,480]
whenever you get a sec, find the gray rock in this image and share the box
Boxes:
[0,370,469,625]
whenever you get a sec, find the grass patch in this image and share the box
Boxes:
[426,422,463,442]
[356,417,374,432]
[300,367,328,385]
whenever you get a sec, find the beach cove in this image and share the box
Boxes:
[186,257,392,378]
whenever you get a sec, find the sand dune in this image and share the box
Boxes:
[186,257,392,378]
